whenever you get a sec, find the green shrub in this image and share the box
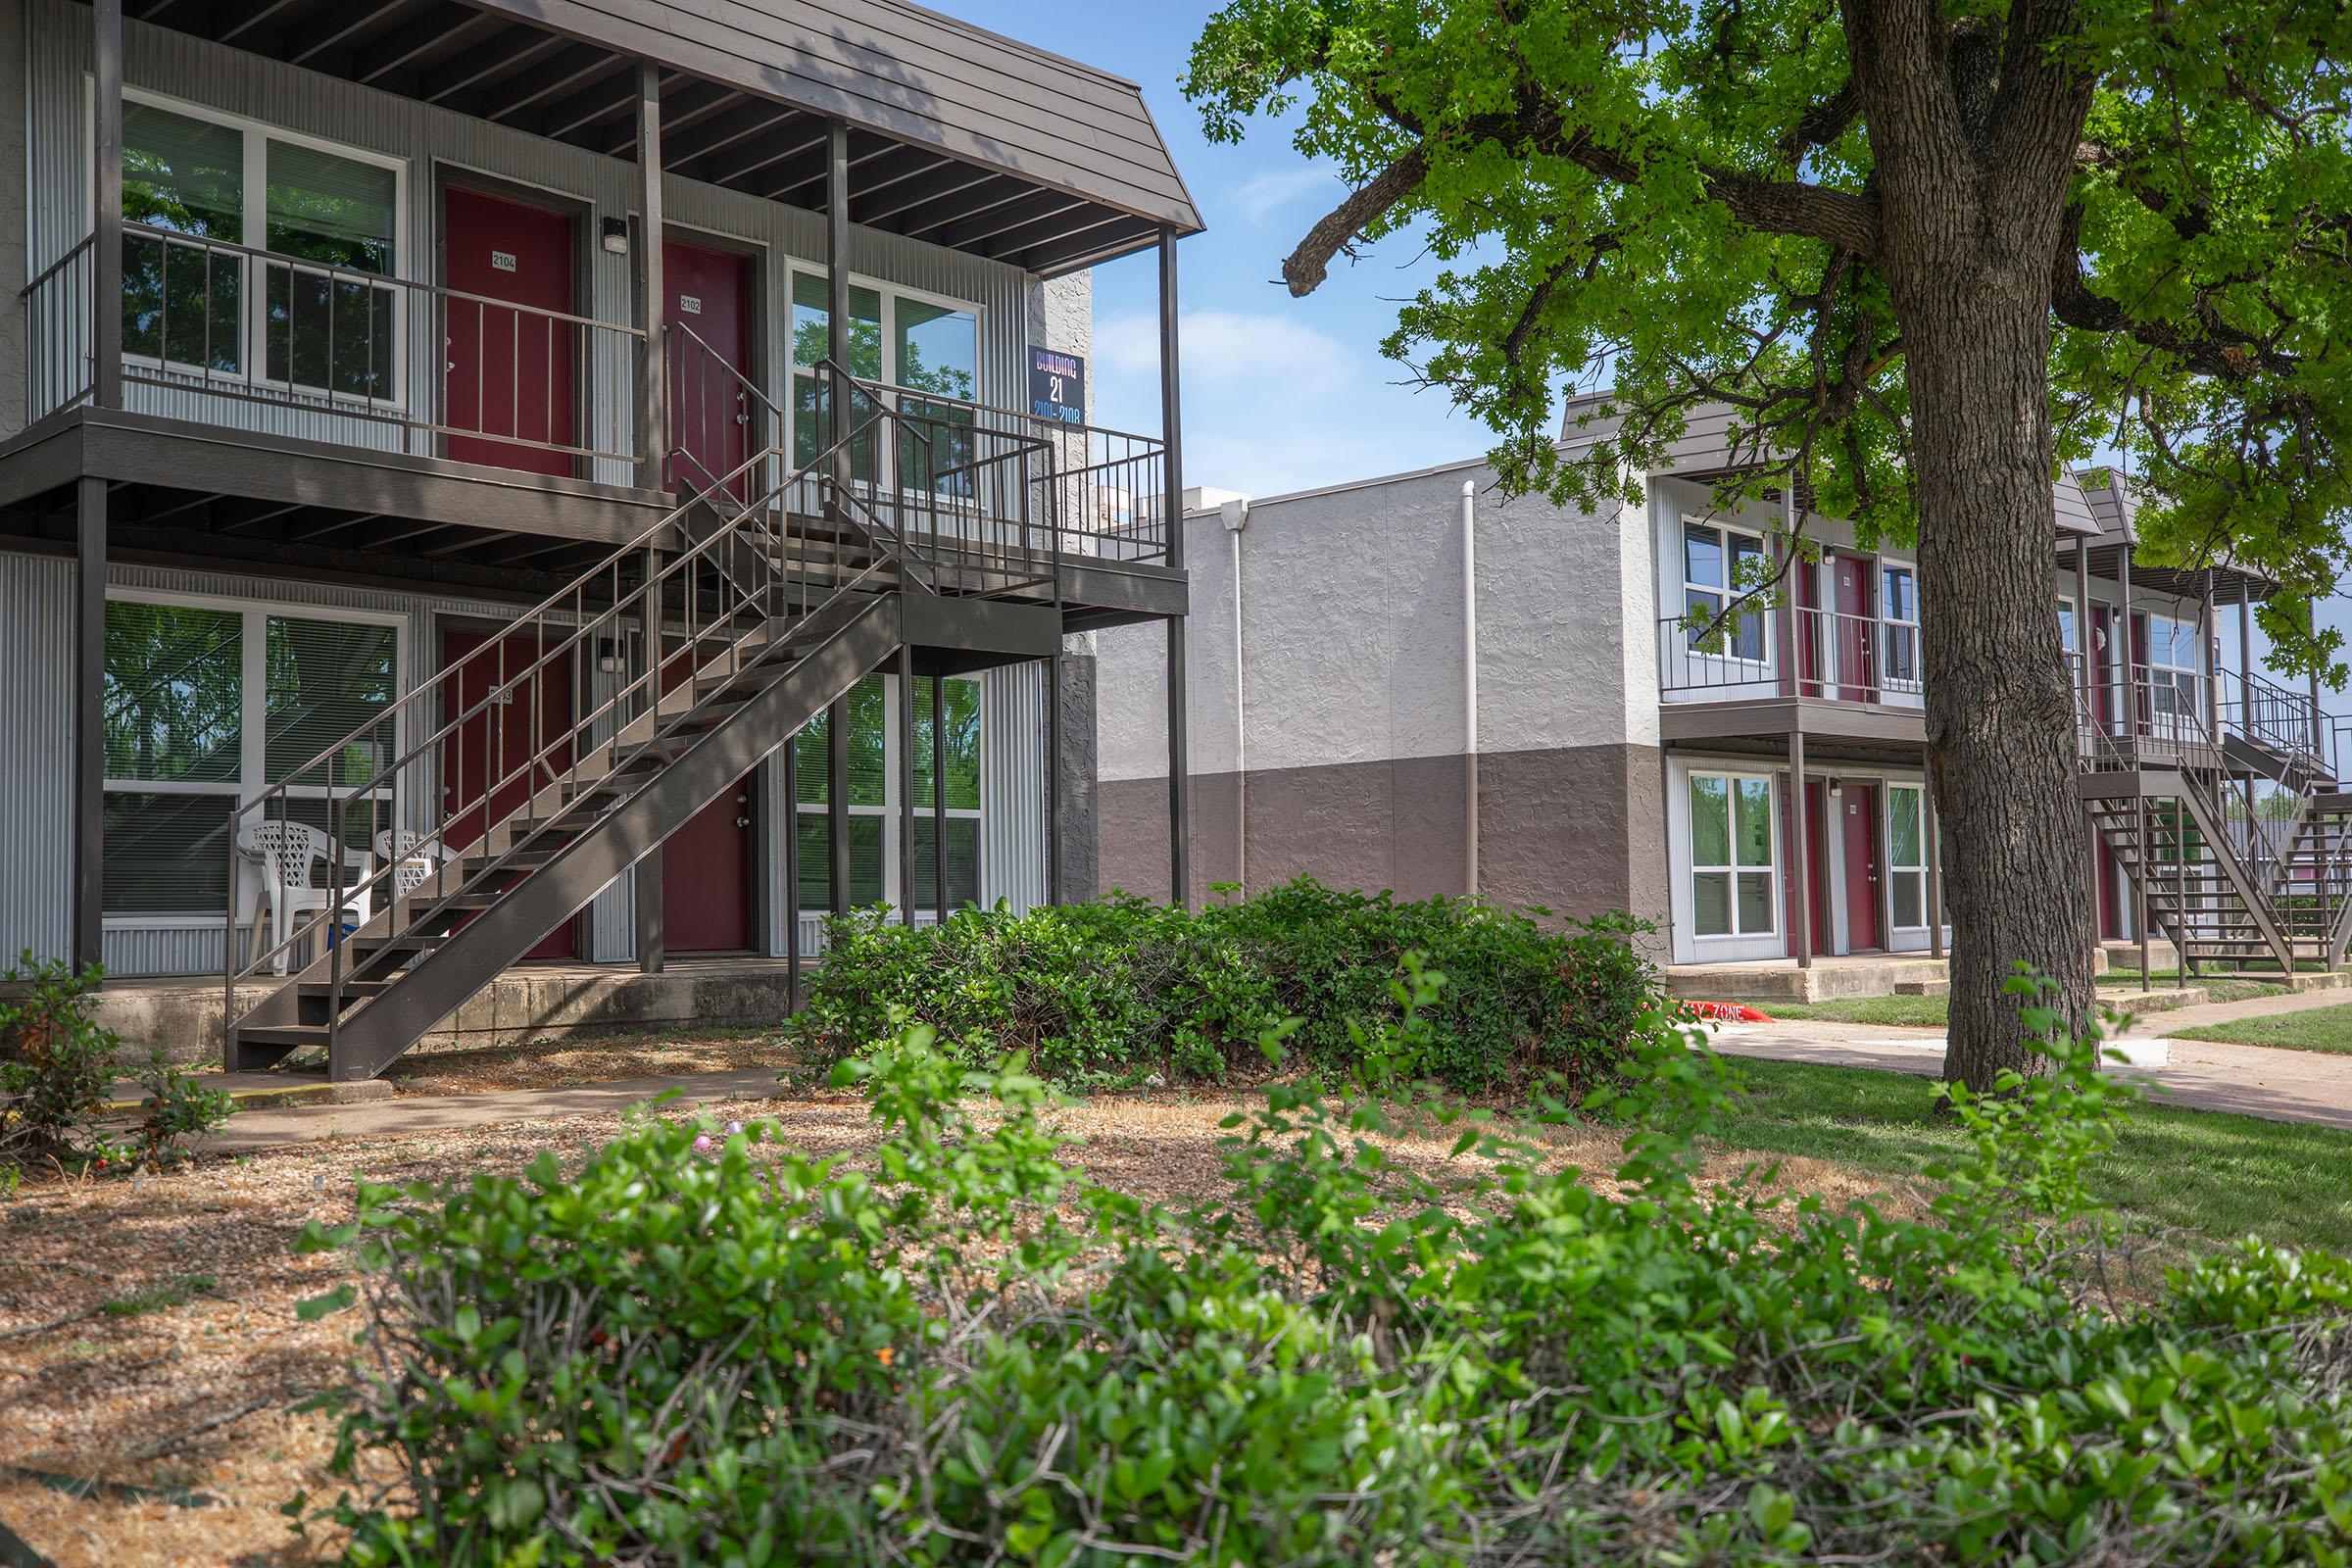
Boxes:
[0,952,232,1178]
[299,969,2352,1567]
[791,878,1656,1093]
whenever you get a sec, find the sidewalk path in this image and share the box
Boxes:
[1711,1017,2352,1133]
[195,1067,785,1153]
[2113,986,2352,1039]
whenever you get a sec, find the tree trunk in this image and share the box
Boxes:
[1895,263,2098,1091]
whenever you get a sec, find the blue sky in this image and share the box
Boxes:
[958,2,1488,498]
[956,1,2350,673]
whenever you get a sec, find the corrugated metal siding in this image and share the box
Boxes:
[0,553,74,963]
[24,0,1036,450]
[980,661,1048,915]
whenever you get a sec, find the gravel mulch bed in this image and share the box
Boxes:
[0,1087,1917,1566]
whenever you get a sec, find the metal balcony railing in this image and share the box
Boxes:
[20,219,1175,566]
[1657,604,1924,705]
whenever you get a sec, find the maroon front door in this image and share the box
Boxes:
[443,187,576,476]
[440,627,575,960]
[1831,553,1873,700]
[1840,783,1883,953]
[663,239,756,494]
[662,775,756,953]
[653,640,755,954]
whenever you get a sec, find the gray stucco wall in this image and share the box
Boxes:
[1094,458,1667,928]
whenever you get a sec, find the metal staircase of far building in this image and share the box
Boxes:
[2082,768,2296,975]
[2271,791,2352,969]
[222,379,941,1082]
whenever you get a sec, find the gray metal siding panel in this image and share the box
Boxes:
[24,0,1040,453]
[979,660,1046,915]
[0,551,73,965]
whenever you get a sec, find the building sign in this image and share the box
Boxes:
[490,249,517,273]
[1029,347,1084,424]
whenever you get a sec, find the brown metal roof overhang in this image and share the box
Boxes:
[119,0,1202,275]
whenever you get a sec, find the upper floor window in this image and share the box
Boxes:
[788,271,979,494]
[1683,521,1767,662]
[121,96,402,401]
[1879,563,1919,687]
[2146,612,2202,718]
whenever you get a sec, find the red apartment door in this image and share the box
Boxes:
[663,239,756,495]
[1831,553,1873,700]
[654,640,755,954]
[439,627,576,960]
[1840,783,1883,952]
[443,187,576,476]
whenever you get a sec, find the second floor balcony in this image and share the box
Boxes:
[1658,603,1924,710]
[21,214,1170,570]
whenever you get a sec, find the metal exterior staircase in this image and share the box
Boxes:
[2082,775,2296,974]
[2274,792,2352,969]
[222,353,1056,1080]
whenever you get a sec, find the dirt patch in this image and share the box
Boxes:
[378,1029,792,1096]
[0,1089,1925,1567]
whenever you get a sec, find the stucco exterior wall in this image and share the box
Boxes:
[1095,459,1666,929]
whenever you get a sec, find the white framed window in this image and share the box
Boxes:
[1682,520,1769,662]
[792,671,983,918]
[102,592,403,918]
[786,268,981,494]
[1878,562,1919,688]
[2146,612,2202,721]
[1886,784,1928,929]
[114,89,407,405]
[1689,771,1776,938]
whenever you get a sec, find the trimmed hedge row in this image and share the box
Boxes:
[788,878,1657,1092]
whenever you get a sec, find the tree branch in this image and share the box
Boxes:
[1281,145,1429,296]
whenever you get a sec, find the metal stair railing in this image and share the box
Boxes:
[223,379,926,1061]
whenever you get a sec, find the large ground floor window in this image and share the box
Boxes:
[792,672,981,918]
[102,595,400,917]
[1689,770,1776,938]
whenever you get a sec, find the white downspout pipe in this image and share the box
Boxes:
[1220,496,1250,891]
[1462,480,1480,899]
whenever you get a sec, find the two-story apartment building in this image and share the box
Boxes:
[0,0,1200,1078]
[1095,404,2352,989]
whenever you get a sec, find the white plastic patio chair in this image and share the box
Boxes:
[237,820,373,974]
[374,828,445,902]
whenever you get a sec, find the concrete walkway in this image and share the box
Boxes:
[2113,985,2352,1039]
[193,1067,785,1153]
[1711,1010,2352,1133]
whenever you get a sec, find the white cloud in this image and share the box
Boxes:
[1097,308,1355,394]
[1228,164,1341,224]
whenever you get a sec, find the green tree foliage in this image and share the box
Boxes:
[1183,1,2350,649]
[1181,0,2352,1087]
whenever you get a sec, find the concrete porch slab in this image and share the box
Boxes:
[92,958,800,1067]
[1666,956,1952,1004]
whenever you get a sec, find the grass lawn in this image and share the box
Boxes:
[1710,1057,2352,1254]
[2101,968,2293,1005]
[2172,1001,2352,1054]
[1759,971,2293,1028]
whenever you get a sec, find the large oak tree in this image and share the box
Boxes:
[1185,0,2352,1088]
